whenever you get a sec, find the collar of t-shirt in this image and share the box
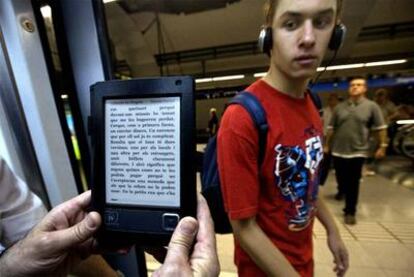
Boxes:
[347,96,366,107]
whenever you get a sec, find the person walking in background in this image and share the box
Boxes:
[363,88,396,176]
[374,88,398,125]
[319,93,339,186]
[207,107,219,137]
[325,77,387,225]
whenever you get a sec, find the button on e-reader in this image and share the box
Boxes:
[162,213,180,231]
[104,211,119,226]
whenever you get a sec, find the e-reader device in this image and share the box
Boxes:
[89,76,196,246]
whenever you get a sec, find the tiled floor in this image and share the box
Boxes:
[146,156,414,276]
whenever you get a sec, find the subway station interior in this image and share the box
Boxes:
[0,0,414,276]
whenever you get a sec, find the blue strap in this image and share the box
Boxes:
[228,91,268,165]
[308,90,323,117]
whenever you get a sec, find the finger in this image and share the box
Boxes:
[163,217,198,266]
[190,195,220,275]
[49,211,101,252]
[37,191,93,232]
[333,249,348,276]
[195,194,216,248]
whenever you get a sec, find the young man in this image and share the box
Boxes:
[325,77,387,225]
[217,0,349,276]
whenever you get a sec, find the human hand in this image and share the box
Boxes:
[0,190,101,277]
[327,233,349,277]
[374,147,386,159]
[152,195,220,277]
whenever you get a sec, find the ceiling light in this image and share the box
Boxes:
[212,75,244,81]
[317,59,408,72]
[103,0,118,3]
[195,78,213,84]
[196,75,245,83]
[254,72,266,78]
[61,94,68,99]
[365,59,407,67]
[40,5,51,18]
[396,120,414,125]
[326,63,364,71]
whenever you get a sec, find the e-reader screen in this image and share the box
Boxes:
[105,97,180,207]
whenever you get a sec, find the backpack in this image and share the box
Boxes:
[200,90,322,234]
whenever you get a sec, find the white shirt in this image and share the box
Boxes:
[0,158,47,251]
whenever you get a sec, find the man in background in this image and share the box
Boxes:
[325,77,387,225]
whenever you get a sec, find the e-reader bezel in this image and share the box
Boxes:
[90,76,196,246]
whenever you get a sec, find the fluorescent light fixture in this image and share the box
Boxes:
[103,0,118,3]
[61,94,68,99]
[318,59,408,72]
[40,5,51,18]
[196,74,245,83]
[365,59,407,67]
[195,78,213,84]
[213,74,244,81]
[327,63,364,71]
[200,59,408,83]
[397,120,414,125]
[254,72,266,78]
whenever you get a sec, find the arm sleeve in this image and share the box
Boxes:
[371,103,387,130]
[217,105,261,220]
[0,159,47,248]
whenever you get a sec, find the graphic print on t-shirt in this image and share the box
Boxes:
[274,135,323,231]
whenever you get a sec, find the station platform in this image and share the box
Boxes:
[146,152,414,276]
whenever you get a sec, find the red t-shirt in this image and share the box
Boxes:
[217,80,323,277]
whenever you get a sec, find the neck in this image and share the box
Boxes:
[350,95,363,102]
[263,65,309,98]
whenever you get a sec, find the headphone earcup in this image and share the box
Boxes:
[258,27,273,56]
[328,23,347,51]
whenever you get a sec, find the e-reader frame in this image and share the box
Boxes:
[89,76,196,246]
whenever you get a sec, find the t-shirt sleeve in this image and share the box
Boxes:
[217,105,260,220]
[371,103,387,130]
[0,159,47,247]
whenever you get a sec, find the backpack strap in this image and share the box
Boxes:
[228,91,268,165]
[308,90,323,117]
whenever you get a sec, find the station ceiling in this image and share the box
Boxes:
[104,0,414,87]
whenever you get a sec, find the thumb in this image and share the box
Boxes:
[53,212,101,251]
[163,217,198,265]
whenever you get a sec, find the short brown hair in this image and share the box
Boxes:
[264,0,344,26]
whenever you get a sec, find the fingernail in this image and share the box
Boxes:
[179,218,197,236]
[86,213,97,229]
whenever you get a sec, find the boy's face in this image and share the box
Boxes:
[270,0,337,79]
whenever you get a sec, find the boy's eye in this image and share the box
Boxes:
[283,20,298,30]
[314,17,332,29]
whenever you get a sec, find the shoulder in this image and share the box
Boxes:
[220,104,256,137]
[365,99,381,110]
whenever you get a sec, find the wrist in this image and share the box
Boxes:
[0,246,16,277]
